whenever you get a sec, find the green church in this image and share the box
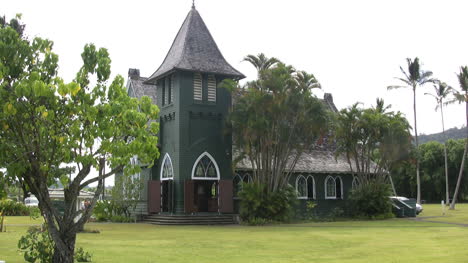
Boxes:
[125,5,358,223]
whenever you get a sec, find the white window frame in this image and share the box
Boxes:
[191,152,220,180]
[160,153,174,181]
[207,74,216,103]
[193,73,202,101]
[325,175,336,199]
[336,176,344,199]
[233,173,243,198]
[296,175,308,199]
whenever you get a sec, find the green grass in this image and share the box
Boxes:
[1,210,467,263]
[419,203,468,224]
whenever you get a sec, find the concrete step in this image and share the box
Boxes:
[141,214,237,225]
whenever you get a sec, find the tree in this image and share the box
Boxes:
[243,53,280,76]
[225,56,329,194]
[388,57,435,204]
[425,81,453,204]
[449,66,468,209]
[0,17,159,262]
[334,101,413,185]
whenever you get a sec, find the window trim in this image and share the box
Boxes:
[193,72,203,102]
[160,153,174,181]
[306,175,316,199]
[191,152,220,180]
[352,176,359,190]
[325,175,344,199]
[296,175,308,199]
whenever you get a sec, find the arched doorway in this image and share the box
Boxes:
[191,152,220,212]
[160,153,174,212]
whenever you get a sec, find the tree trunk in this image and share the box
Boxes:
[449,99,468,210]
[440,103,450,205]
[413,87,421,204]
[51,232,76,263]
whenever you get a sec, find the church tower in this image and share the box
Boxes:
[144,5,245,214]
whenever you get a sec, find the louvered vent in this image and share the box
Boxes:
[170,75,174,104]
[193,73,202,101]
[207,75,216,102]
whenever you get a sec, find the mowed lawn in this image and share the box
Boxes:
[0,204,466,263]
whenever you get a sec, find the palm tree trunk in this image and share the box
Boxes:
[413,87,421,204]
[440,103,450,205]
[449,98,468,210]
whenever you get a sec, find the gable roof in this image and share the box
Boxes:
[127,76,157,104]
[145,7,245,83]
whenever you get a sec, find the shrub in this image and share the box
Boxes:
[93,200,135,222]
[18,226,93,262]
[239,183,296,224]
[110,215,133,223]
[0,199,30,216]
[348,181,393,219]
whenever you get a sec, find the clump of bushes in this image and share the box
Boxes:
[239,183,296,225]
[18,226,93,262]
[348,181,394,219]
[0,199,39,216]
[93,200,134,222]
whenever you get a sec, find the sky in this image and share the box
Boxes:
[4,0,468,185]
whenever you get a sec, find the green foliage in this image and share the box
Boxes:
[334,101,412,179]
[349,181,394,219]
[0,199,30,216]
[18,226,54,263]
[75,247,92,262]
[392,139,468,202]
[226,55,329,194]
[239,183,296,224]
[18,226,93,262]
[93,200,112,221]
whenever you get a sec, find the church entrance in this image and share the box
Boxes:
[194,180,218,212]
[161,180,174,212]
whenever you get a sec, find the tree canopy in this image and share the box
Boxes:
[0,16,159,262]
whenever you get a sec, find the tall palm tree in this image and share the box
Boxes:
[388,57,435,204]
[374,98,392,114]
[243,53,280,74]
[425,81,453,205]
[295,71,321,93]
[449,66,468,210]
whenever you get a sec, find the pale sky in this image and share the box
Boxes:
[4,0,468,185]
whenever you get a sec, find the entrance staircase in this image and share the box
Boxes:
[142,214,237,225]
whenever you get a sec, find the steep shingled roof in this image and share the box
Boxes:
[145,7,245,83]
[127,76,157,105]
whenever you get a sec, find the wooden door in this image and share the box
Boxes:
[184,180,195,213]
[219,180,233,213]
[148,180,161,213]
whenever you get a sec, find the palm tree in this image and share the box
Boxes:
[374,98,392,114]
[388,57,435,204]
[243,53,280,74]
[295,71,321,93]
[449,66,468,210]
[425,81,453,205]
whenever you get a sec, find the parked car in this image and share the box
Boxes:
[389,196,423,215]
[24,195,39,207]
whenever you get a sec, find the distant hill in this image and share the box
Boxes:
[419,126,467,144]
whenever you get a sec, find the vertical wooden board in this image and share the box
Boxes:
[184,180,194,213]
[219,180,233,213]
[148,180,161,213]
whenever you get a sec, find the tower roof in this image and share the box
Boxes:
[145,7,245,83]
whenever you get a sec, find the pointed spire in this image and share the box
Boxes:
[192,0,195,9]
[145,7,245,83]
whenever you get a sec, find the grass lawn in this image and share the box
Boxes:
[0,206,467,263]
[419,203,468,224]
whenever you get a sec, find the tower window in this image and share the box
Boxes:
[161,79,166,106]
[207,74,216,103]
[168,76,172,104]
[193,73,202,102]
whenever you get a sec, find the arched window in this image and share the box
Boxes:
[296,175,307,199]
[307,176,316,199]
[242,174,252,184]
[191,152,220,180]
[336,176,343,199]
[233,174,243,198]
[325,176,336,199]
[160,153,174,181]
[325,176,344,199]
[352,177,359,190]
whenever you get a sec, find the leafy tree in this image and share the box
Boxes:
[225,55,329,194]
[425,81,453,204]
[388,57,435,204]
[242,53,280,76]
[0,17,159,262]
[334,101,412,186]
[449,66,468,209]
[110,173,144,219]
